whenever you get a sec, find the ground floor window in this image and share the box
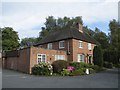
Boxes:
[55,55,65,60]
[37,54,46,63]
[77,54,84,62]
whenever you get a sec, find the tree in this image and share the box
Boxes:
[20,37,37,47]
[94,27,109,50]
[106,19,120,64]
[2,27,19,51]
[93,46,103,67]
[38,16,83,39]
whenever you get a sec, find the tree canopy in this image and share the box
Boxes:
[2,27,20,51]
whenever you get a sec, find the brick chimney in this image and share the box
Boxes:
[76,23,83,33]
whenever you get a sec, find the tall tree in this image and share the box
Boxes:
[38,16,83,39]
[20,37,37,47]
[107,19,120,64]
[2,27,19,51]
[94,27,109,50]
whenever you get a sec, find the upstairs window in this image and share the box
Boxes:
[79,41,83,48]
[47,43,52,49]
[88,43,92,50]
[59,41,65,49]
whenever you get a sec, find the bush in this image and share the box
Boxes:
[61,69,70,76]
[70,69,85,76]
[52,60,69,74]
[114,64,120,68]
[103,61,113,68]
[69,62,90,70]
[32,62,52,75]
[89,68,95,74]
[92,65,103,72]
[93,46,103,67]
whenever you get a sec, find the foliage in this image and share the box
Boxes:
[1,27,20,51]
[93,46,103,67]
[61,69,70,76]
[20,37,37,47]
[107,19,120,64]
[103,61,113,69]
[52,60,69,74]
[32,62,53,76]
[89,68,95,74]
[114,64,120,68]
[70,69,85,76]
[69,62,90,70]
[39,16,83,39]
[91,65,103,72]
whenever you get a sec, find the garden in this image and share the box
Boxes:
[31,60,106,76]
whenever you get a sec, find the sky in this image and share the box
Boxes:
[1,0,119,40]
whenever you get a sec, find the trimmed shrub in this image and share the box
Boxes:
[70,69,85,76]
[32,62,52,75]
[103,61,113,68]
[93,46,103,67]
[52,60,69,74]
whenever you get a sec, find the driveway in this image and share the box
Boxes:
[2,68,119,88]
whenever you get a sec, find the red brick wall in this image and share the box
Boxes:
[38,39,96,63]
[29,47,67,73]
[5,57,18,70]
[4,48,30,73]
[38,39,73,62]
[72,39,95,63]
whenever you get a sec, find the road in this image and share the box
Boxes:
[2,68,119,88]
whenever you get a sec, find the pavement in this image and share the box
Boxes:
[2,68,119,88]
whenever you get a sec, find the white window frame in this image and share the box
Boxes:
[77,54,84,62]
[79,41,83,48]
[55,55,65,60]
[59,41,65,49]
[47,43,52,49]
[88,43,92,50]
[37,54,46,64]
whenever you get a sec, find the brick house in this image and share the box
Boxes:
[2,23,97,74]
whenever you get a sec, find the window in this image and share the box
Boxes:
[47,43,52,49]
[77,54,84,62]
[55,55,65,60]
[59,41,65,48]
[79,41,83,48]
[88,43,92,50]
[37,54,46,63]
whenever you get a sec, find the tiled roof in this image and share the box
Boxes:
[35,28,97,46]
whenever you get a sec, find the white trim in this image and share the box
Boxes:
[55,55,65,60]
[59,40,65,49]
[37,54,46,64]
[77,54,84,62]
[79,40,83,48]
[88,43,92,50]
[47,43,52,49]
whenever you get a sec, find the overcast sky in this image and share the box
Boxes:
[1,0,119,40]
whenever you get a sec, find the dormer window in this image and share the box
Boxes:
[59,41,65,49]
[88,43,92,50]
[47,43,52,49]
[79,41,83,48]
